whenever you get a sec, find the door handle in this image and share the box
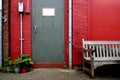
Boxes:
[34,25,37,33]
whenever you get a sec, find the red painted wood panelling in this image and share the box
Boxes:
[90,0,120,40]
[10,0,32,59]
[73,0,89,65]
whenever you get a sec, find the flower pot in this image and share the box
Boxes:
[14,67,20,73]
[21,68,27,73]
[5,67,11,73]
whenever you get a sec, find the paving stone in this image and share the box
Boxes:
[0,68,120,80]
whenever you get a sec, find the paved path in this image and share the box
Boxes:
[0,68,120,80]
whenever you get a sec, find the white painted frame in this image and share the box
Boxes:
[0,0,2,67]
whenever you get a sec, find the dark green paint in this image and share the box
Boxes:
[32,0,64,62]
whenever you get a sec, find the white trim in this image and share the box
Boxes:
[0,0,2,10]
[69,0,72,69]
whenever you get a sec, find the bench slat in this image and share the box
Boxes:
[112,44,115,57]
[115,45,118,57]
[86,44,89,57]
[83,41,120,45]
[109,45,112,57]
[99,45,102,57]
[102,45,105,57]
[84,57,120,61]
[96,45,99,57]
[92,45,96,57]
[106,45,109,57]
[117,44,120,56]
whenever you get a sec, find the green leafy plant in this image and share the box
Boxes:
[21,54,34,71]
[3,57,12,73]
[13,57,22,68]
[3,57,12,68]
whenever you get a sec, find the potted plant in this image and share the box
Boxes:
[3,57,12,73]
[13,57,22,73]
[0,67,4,72]
[21,54,34,73]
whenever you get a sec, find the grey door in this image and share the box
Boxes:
[32,0,64,62]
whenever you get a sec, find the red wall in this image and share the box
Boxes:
[72,0,120,65]
[10,0,32,59]
[90,0,120,40]
[10,0,69,67]
[73,0,89,65]
[10,0,120,66]
[10,0,89,66]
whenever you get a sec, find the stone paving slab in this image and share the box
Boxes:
[0,68,120,80]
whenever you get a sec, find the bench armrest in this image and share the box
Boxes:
[83,48,88,53]
[83,48,95,58]
[83,48,95,53]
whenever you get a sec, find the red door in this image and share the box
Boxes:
[90,0,120,40]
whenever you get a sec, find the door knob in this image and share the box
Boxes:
[34,25,37,33]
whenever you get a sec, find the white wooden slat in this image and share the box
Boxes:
[99,45,102,57]
[85,57,120,61]
[89,45,92,57]
[112,44,115,57]
[102,45,105,57]
[84,44,86,57]
[96,57,120,61]
[84,41,120,45]
[86,44,89,57]
[82,39,85,57]
[118,45,120,56]
[96,45,99,57]
[109,45,112,57]
[106,45,109,57]
[83,45,86,57]
[82,39,85,48]
[115,45,118,57]
[92,45,95,57]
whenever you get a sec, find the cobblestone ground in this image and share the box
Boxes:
[0,68,120,80]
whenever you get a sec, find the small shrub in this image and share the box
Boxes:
[63,65,68,69]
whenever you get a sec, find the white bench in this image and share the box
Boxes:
[82,39,120,78]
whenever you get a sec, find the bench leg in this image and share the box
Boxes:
[91,66,94,78]
[83,61,85,72]
[91,57,94,78]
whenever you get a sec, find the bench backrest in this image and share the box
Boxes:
[82,39,120,58]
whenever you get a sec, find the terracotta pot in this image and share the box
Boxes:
[22,68,26,73]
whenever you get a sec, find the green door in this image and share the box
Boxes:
[32,0,64,62]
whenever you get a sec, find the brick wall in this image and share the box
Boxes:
[2,0,9,58]
[73,0,89,65]
[10,0,32,59]
[10,0,69,67]
[10,0,89,66]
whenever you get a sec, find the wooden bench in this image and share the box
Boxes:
[82,39,120,78]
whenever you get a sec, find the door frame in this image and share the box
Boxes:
[32,0,69,68]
